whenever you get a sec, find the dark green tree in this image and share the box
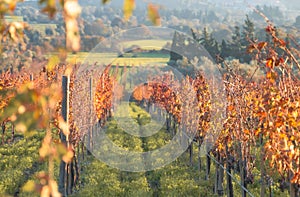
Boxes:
[220,40,230,61]
[45,27,54,36]
[242,15,255,45]
[241,15,255,62]
[230,26,242,59]
[199,27,220,60]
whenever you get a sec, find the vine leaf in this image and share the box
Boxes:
[257,42,267,50]
[124,0,135,21]
[148,3,160,26]
[266,58,273,68]
[47,55,60,71]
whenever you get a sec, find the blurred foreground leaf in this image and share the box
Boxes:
[124,0,135,21]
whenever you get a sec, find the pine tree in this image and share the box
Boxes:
[199,27,219,60]
[241,15,255,62]
[230,26,242,60]
[242,15,255,46]
[220,40,230,60]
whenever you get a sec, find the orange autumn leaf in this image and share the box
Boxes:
[244,129,250,135]
[266,58,273,68]
[278,39,286,47]
[132,86,143,101]
[257,111,267,120]
[254,129,261,136]
[124,0,135,21]
[247,44,256,53]
[227,105,234,111]
[275,120,284,127]
[257,42,267,50]
[266,71,272,79]
[148,3,161,26]
[9,1,17,11]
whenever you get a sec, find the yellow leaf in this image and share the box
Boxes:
[266,71,272,79]
[124,0,135,21]
[22,180,35,192]
[266,58,273,68]
[41,186,50,197]
[292,111,298,119]
[39,145,49,158]
[62,149,74,163]
[9,1,17,11]
[47,55,60,71]
[148,3,161,26]
[58,117,69,135]
[48,180,61,197]
[56,143,68,156]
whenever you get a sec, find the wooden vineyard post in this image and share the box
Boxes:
[214,152,224,196]
[11,123,14,142]
[214,157,219,194]
[1,123,5,145]
[238,142,246,197]
[189,142,193,166]
[217,158,224,196]
[87,77,93,155]
[59,75,71,196]
[289,171,297,197]
[198,138,202,179]
[226,144,233,197]
[10,66,13,74]
[260,132,266,197]
[30,73,34,82]
[206,151,211,180]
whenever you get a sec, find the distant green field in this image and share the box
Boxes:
[110,57,168,66]
[67,53,169,66]
[4,16,23,22]
[47,39,171,66]
[29,24,57,36]
[65,52,170,66]
[122,39,171,50]
[65,39,171,66]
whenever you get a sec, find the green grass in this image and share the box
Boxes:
[0,102,291,196]
[0,131,45,196]
[122,40,171,50]
[73,102,201,196]
[73,102,291,197]
[63,52,169,66]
